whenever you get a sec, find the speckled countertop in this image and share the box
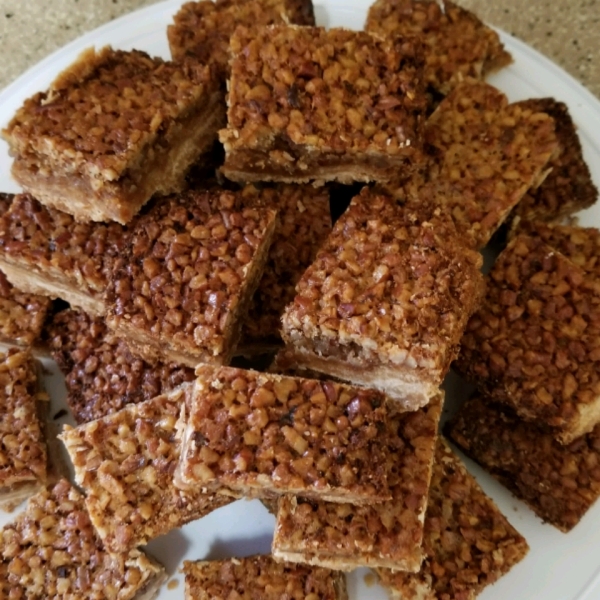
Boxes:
[0,0,598,98]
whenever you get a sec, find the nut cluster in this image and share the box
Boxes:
[222,25,426,156]
[106,189,276,365]
[513,99,598,222]
[281,187,484,376]
[60,388,231,554]
[0,348,47,489]
[47,309,195,424]
[422,81,559,248]
[447,394,600,532]
[376,439,529,600]
[177,365,390,503]
[366,0,511,95]
[3,47,215,185]
[240,184,332,346]
[0,194,127,297]
[0,479,162,598]
[273,397,441,570]
[183,555,346,600]
[456,234,600,443]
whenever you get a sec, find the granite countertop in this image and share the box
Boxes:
[0,0,598,100]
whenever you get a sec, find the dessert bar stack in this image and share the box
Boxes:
[3,0,598,598]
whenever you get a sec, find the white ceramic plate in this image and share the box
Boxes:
[1,1,600,598]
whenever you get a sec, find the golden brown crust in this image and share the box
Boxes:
[3,47,223,224]
[220,25,427,184]
[105,189,277,367]
[0,479,166,599]
[238,184,331,351]
[272,396,442,571]
[447,394,600,532]
[60,386,232,555]
[365,0,512,96]
[456,233,600,444]
[0,193,127,313]
[176,365,391,503]
[183,555,347,600]
[511,98,598,222]
[0,348,47,505]
[281,187,483,405]
[376,440,529,600]
[46,308,195,424]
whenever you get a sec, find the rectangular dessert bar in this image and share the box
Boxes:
[281,186,484,409]
[0,479,165,600]
[0,193,127,315]
[420,81,559,248]
[183,555,346,600]
[376,439,529,600]
[105,189,277,367]
[2,46,224,224]
[238,183,332,354]
[47,308,195,423]
[0,348,48,511]
[272,395,442,571]
[60,385,233,555]
[456,233,600,444]
[447,394,600,532]
[175,365,391,504]
[366,0,512,96]
[220,25,427,184]
[511,98,597,223]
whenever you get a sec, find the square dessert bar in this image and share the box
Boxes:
[281,187,484,409]
[447,394,600,532]
[168,0,299,76]
[376,440,529,600]
[0,348,48,511]
[456,233,600,444]
[60,385,232,555]
[0,479,165,599]
[105,189,277,367]
[366,0,512,96]
[272,395,442,571]
[220,25,427,184]
[238,184,332,353]
[0,193,127,315]
[175,365,391,503]
[3,46,224,224]
[511,99,597,223]
[421,81,559,248]
[183,555,346,600]
[47,308,195,423]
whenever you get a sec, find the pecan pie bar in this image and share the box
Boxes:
[511,98,597,222]
[220,25,427,184]
[281,187,484,408]
[272,394,442,571]
[456,234,600,444]
[3,47,224,224]
[175,365,390,503]
[420,82,559,248]
[238,183,332,353]
[0,348,49,511]
[366,0,512,96]
[0,193,127,315]
[60,385,232,555]
[0,479,166,600]
[376,439,529,600]
[183,555,346,600]
[47,308,195,423]
[447,394,600,532]
[105,189,277,367]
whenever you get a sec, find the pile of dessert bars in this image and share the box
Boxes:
[0,0,598,598]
